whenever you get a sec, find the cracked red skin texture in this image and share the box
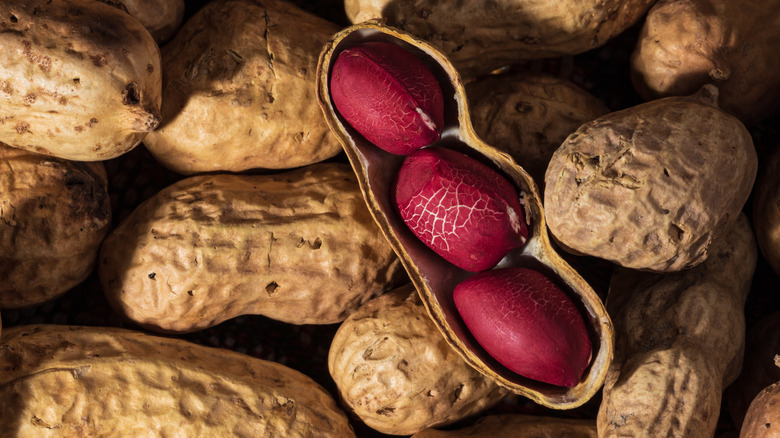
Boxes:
[453,267,592,387]
[395,147,528,272]
[330,41,444,155]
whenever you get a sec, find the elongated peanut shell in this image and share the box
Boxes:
[99,163,404,333]
[0,0,161,161]
[345,0,655,78]
[741,373,780,438]
[0,144,111,308]
[329,286,507,436]
[143,0,341,174]
[598,214,757,438]
[545,86,756,271]
[0,324,355,437]
[412,414,597,437]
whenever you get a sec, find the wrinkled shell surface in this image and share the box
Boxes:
[598,214,757,438]
[99,163,404,333]
[544,86,756,272]
[345,0,655,78]
[0,144,111,308]
[0,0,161,161]
[98,0,185,43]
[0,325,355,437]
[631,0,780,124]
[752,145,780,275]
[329,286,507,436]
[412,414,597,437]
[143,0,342,174]
[741,377,780,438]
[466,74,609,192]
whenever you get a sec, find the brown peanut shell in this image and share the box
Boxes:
[143,0,342,174]
[753,145,780,275]
[344,0,655,79]
[726,311,780,429]
[316,21,614,409]
[0,0,161,161]
[741,372,780,438]
[466,73,609,193]
[99,162,405,333]
[329,285,507,436]
[631,0,780,125]
[98,0,185,43]
[0,144,111,309]
[412,414,597,438]
[0,324,355,437]
[544,86,757,272]
[598,213,757,438]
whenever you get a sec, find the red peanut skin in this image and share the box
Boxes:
[395,147,528,272]
[453,267,592,387]
[330,41,444,155]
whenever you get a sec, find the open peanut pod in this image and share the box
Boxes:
[316,21,613,409]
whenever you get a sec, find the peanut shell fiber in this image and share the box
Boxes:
[598,213,757,438]
[143,0,342,174]
[99,163,404,333]
[0,324,355,437]
[741,375,780,438]
[0,0,161,161]
[0,144,111,309]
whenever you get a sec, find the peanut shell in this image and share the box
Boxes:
[726,311,780,429]
[631,0,780,125]
[316,21,614,408]
[99,162,405,333]
[740,370,780,438]
[0,0,161,161]
[753,144,780,275]
[0,143,111,308]
[345,0,655,78]
[465,73,609,193]
[412,414,597,438]
[143,0,342,174]
[98,0,185,43]
[0,324,355,437]
[329,285,507,436]
[545,85,757,272]
[598,213,757,438]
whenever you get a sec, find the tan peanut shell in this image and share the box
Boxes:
[98,0,185,43]
[0,324,355,437]
[143,0,342,174]
[99,162,405,333]
[631,0,780,125]
[741,363,780,438]
[345,0,655,79]
[329,285,507,436]
[0,144,111,309]
[465,73,609,192]
[316,21,614,409]
[544,85,757,272]
[753,145,780,275]
[411,414,597,438]
[598,213,757,438]
[0,0,161,161]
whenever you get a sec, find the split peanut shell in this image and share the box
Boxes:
[316,21,614,409]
